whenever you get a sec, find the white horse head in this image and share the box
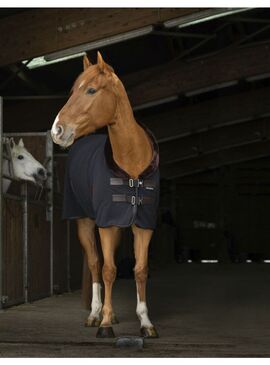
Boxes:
[10,138,47,183]
[2,138,47,193]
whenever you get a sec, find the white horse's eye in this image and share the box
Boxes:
[17,155,24,160]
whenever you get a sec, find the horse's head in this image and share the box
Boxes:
[10,138,47,184]
[51,52,120,148]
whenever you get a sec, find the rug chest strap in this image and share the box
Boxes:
[110,177,155,188]
[112,194,154,205]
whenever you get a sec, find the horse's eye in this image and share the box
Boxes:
[17,155,24,160]
[87,87,96,95]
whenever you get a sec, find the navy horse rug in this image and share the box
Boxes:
[63,126,160,229]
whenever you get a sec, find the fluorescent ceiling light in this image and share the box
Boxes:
[23,52,86,69]
[164,8,251,29]
[24,26,153,69]
[201,260,219,263]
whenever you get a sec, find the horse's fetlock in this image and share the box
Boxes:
[102,305,113,317]
[136,302,148,316]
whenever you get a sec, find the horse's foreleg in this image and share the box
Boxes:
[77,218,102,327]
[132,224,159,338]
[96,226,120,338]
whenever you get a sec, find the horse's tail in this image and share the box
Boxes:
[81,253,92,310]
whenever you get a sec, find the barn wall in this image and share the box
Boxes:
[174,158,270,262]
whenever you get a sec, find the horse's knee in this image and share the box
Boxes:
[102,263,116,283]
[134,265,148,283]
[88,259,100,274]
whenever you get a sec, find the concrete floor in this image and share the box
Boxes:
[0,264,270,357]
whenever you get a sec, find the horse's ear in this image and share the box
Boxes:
[9,137,15,149]
[18,138,24,148]
[97,51,107,73]
[83,54,92,70]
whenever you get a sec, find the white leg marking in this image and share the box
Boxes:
[89,282,102,319]
[51,113,59,136]
[136,292,153,328]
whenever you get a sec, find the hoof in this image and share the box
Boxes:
[85,317,101,327]
[111,314,119,324]
[96,326,115,338]
[140,326,159,338]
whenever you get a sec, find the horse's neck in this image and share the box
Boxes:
[107,84,153,178]
[2,159,11,193]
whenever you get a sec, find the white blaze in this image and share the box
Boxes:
[51,113,60,137]
[79,81,85,89]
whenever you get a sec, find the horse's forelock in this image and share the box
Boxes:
[71,64,114,93]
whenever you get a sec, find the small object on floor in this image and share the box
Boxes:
[115,336,144,349]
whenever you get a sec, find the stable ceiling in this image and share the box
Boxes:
[1,7,270,178]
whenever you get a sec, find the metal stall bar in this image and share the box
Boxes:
[21,182,28,303]
[46,131,54,296]
[67,221,71,292]
[0,96,3,310]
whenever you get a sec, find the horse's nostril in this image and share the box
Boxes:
[56,125,64,137]
[37,168,46,177]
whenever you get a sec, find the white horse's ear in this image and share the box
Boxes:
[18,138,24,147]
[10,137,15,149]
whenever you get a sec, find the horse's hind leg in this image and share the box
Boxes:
[96,226,120,338]
[132,224,159,338]
[77,218,102,327]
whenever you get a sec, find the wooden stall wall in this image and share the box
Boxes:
[2,197,24,307]
[21,135,51,301]
[2,134,84,308]
[1,133,53,306]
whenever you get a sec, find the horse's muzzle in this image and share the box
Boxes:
[33,167,47,182]
[51,125,75,148]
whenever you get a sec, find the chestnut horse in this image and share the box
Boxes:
[51,52,159,338]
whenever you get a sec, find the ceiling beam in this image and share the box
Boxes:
[160,140,270,179]
[0,8,200,67]
[125,42,270,106]
[159,117,270,165]
[142,86,270,142]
